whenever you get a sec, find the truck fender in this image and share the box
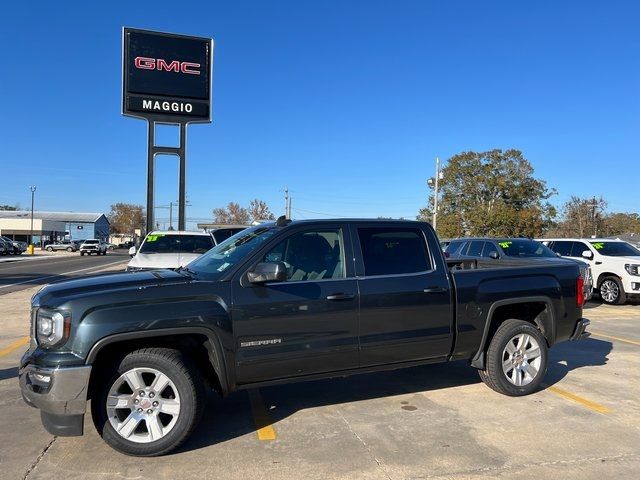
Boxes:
[85,327,230,395]
[470,296,555,369]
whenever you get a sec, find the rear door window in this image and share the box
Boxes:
[569,242,588,257]
[358,228,431,276]
[466,241,484,257]
[550,241,573,256]
[445,240,466,255]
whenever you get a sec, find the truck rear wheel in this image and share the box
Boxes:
[479,319,548,396]
[91,347,204,457]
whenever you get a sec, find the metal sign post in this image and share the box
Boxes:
[122,27,213,233]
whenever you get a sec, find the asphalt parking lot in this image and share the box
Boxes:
[1,284,638,479]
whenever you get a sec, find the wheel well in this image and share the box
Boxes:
[478,301,551,365]
[596,273,621,287]
[87,334,221,399]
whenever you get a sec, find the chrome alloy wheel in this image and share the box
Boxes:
[107,367,181,443]
[502,334,542,387]
[600,280,619,303]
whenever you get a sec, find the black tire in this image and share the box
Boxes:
[46,246,53,252]
[478,319,548,396]
[80,252,85,256]
[66,247,73,252]
[91,347,205,457]
[599,276,626,305]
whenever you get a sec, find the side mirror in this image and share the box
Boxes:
[128,246,137,257]
[582,250,593,260]
[247,262,287,284]
[488,251,499,259]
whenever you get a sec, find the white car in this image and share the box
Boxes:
[126,231,215,271]
[540,238,640,304]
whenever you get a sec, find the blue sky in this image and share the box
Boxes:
[1,1,638,228]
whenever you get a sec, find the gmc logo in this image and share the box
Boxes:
[134,57,201,75]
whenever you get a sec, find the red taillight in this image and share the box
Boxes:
[576,277,585,307]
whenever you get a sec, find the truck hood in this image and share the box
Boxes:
[127,252,201,270]
[32,269,194,308]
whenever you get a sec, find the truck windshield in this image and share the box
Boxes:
[498,239,556,258]
[589,241,640,257]
[186,226,278,279]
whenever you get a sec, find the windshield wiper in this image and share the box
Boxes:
[176,266,198,277]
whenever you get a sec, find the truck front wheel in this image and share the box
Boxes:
[91,347,205,456]
[479,319,548,396]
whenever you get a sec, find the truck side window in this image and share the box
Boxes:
[263,230,344,281]
[358,228,431,276]
[569,242,587,257]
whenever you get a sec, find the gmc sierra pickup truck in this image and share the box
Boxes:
[20,218,589,456]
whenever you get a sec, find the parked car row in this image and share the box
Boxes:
[540,238,640,305]
[445,235,640,304]
[0,236,27,255]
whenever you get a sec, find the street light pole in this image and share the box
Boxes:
[433,156,440,232]
[427,157,441,234]
[29,185,36,252]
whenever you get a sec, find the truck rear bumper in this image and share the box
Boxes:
[570,318,590,341]
[19,363,91,436]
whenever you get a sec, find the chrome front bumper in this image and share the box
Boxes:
[19,364,91,415]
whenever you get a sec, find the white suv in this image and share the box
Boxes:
[126,231,215,271]
[540,238,640,304]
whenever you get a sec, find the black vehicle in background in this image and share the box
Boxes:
[445,237,593,300]
[20,219,588,456]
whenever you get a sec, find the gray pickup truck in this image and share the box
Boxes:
[20,218,589,456]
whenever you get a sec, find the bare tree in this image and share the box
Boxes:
[248,199,275,222]
[212,202,250,224]
[108,203,145,234]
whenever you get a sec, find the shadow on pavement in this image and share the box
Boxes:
[180,360,482,454]
[178,339,614,454]
[545,337,612,385]
[0,367,18,381]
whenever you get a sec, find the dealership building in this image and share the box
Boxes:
[0,211,110,245]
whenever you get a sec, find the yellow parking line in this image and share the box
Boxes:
[547,385,611,414]
[591,331,640,347]
[248,389,277,440]
[0,336,29,358]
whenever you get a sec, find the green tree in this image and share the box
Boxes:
[603,212,640,236]
[108,203,145,234]
[0,204,18,211]
[418,149,556,238]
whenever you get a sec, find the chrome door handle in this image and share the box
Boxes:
[326,293,355,301]
[423,287,447,294]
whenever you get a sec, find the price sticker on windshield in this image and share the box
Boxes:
[591,242,604,250]
[498,241,512,249]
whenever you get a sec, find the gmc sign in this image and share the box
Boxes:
[122,28,213,121]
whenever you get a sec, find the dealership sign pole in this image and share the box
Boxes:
[122,27,213,233]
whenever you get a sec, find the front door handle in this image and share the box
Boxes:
[326,293,355,301]
[423,287,447,294]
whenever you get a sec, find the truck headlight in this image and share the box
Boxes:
[36,309,71,347]
[625,264,640,276]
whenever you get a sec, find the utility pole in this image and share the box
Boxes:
[29,185,36,252]
[591,196,598,238]
[287,195,292,219]
[427,157,442,233]
[284,186,289,218]
[169,201,174,230]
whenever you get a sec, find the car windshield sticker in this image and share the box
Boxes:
[146,234,165,242]
[498,241,512,249]
[591,242,604,250]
